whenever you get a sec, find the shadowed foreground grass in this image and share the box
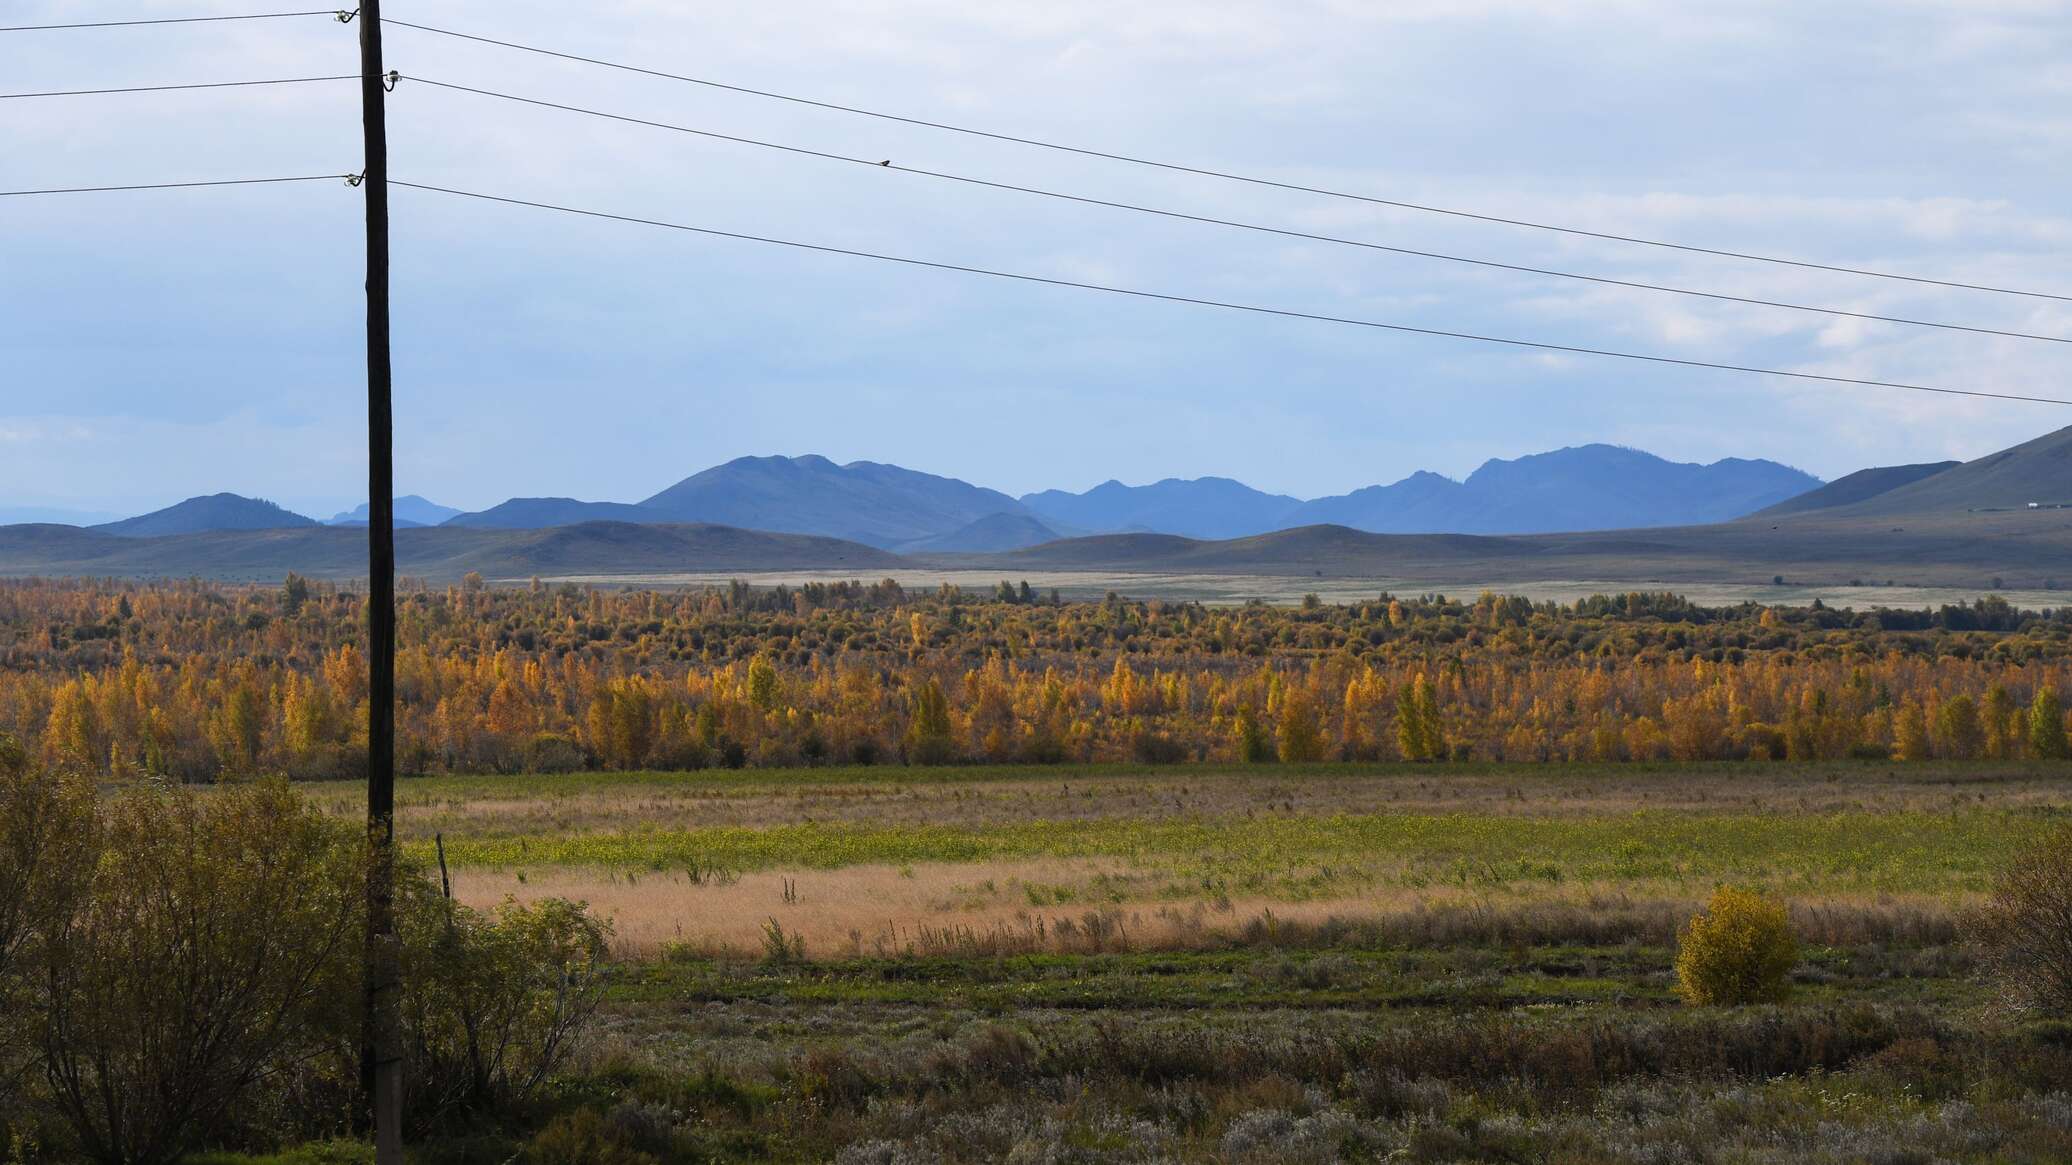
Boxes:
[200,936,2072,1164]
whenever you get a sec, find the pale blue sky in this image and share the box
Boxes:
[3,0,2069,519]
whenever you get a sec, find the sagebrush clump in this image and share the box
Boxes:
[1973,824,2072,1018]
[1675,886,1798,1005]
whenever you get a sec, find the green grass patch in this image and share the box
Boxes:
[426,807,2043,895]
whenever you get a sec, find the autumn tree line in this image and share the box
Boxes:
[3,577,2071,779]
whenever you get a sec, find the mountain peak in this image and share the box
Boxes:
[638,455,1030,548]
[1021,476,1302,540]
[329,495,463,527]
[96,494,319,538]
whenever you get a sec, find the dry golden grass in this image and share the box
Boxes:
[453,857,1974,959]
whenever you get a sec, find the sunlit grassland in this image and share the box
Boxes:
[299,762,2059,891]
[283,761,2072,958]
[422,807,2033,893]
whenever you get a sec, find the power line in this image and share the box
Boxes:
[406,75,2072,348]
[380,17,2072,305]
[0,11,342,32]
[0,75,363,100]
[390,180,2072,408]
[0,175,350,198]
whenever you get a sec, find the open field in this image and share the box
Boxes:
[296,762,2067,958]
[283,761,2072,1161]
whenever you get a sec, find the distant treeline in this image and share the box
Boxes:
[1,577,2069,778]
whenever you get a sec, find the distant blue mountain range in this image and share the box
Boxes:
[1016,446,1816,540]
[45,444,1826,551]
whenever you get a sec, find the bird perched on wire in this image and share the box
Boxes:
[878,159,892,167]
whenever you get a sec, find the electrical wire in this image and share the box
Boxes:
[0,75,365,100]
[389,180,2072,408]
[0,11,342,32]
[379,17,2072,305]
[0,175,350,197]
[405,75,2072,348]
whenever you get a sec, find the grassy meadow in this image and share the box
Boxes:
[275,760,2072,1163]
[300,761,2053,956]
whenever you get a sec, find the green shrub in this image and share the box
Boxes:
[400,888,611,1121]
[758,918,805,966]
[1674,886,1798,1005]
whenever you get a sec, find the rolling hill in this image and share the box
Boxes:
[1796,425,2072,518]
[897,512,1064,554]
[442,522,904,576]
[921,509,2072,589]
[964,525,1547,573]
[94,494,318,537]
[442,498,663,529]
[1751,462,1960,518]
[0,521,899,581]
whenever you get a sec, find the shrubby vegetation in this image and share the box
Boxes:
[5,579,2072,779]
[1674,886,1799,1005]
[0,735,605,1165]
[1975,824,2072,1020]
[413,957,2072,1164]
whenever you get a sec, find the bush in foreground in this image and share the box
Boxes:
[32,779,362,1165]
[1974,824,2072,1018]
[400,888,610,1120]
[0,733,609,1165]
[1675,886,1798,1005]
[0,738,96,1144]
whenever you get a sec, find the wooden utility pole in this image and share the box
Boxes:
[357,0,403,1159]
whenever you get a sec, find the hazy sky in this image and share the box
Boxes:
[4,0,2070,518]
